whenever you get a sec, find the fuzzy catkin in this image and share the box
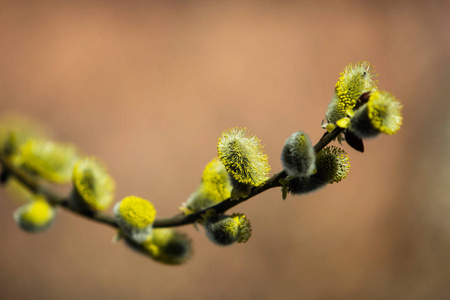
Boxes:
[281,131,316,177]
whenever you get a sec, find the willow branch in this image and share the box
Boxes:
[154,126,344,228]
[0,155,118,228]
[0,126,344,230]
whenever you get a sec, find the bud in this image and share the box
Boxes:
[71,157,115,211]
[14,196,56,233]
[326,62,377,125]
[287,176,327,196]
[205,213,252,246]
[350,91,403,138]
[201,157,232,203]
[146,229,193,265]
[281,131,315,177]
[288,146,350,195]
[180,157,232,215]
[218,127,270,199]
[125,229,193,265]
[17,139,78,184]
[315,146,350,184]
[114,196,156,243]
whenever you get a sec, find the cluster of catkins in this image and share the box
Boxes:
[283,62,402,195]
[182,61,402,247]
[0,61,402,265]
[0,119,191,265]
[324,61,403,150]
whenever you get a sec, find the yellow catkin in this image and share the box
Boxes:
[217,127,270,186]
[73,157,115,211]
[118,196,156,228]
[20,199,54,225]
[326,62,377,124]
[316,146,350,183]
[201,157,232,202]
[367,91,403,135]
[18,139,78,184]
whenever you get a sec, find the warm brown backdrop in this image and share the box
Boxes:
[1,1,449,299]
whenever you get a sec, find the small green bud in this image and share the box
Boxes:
[281,131,316,177]
[114,196,156,243]
[205,213,252,246]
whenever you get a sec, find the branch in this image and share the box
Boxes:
[0,154,118,228]
[0,126,344,230]
[154,126,344,227]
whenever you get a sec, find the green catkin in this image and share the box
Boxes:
[288,146,350,195]
[281,131,316,177]
[204,213,251,246]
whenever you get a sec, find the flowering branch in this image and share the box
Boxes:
[154,126,344,228]
[0,126,343,229]
[0,61,403,265]
[0,154,118,228]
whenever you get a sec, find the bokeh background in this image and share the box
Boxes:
[1,1,449,299]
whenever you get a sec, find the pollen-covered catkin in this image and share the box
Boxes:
[71,157,115,211]
[281,131,316,177]
[218,127,270,199]
[114,196,156,243]
[14,196,56,233]
[326,61,377,125]
[350,91,403,138]
[17,139,79,184]
[180,157,232,215]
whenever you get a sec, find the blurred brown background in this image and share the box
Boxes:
[1,1,449,299]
